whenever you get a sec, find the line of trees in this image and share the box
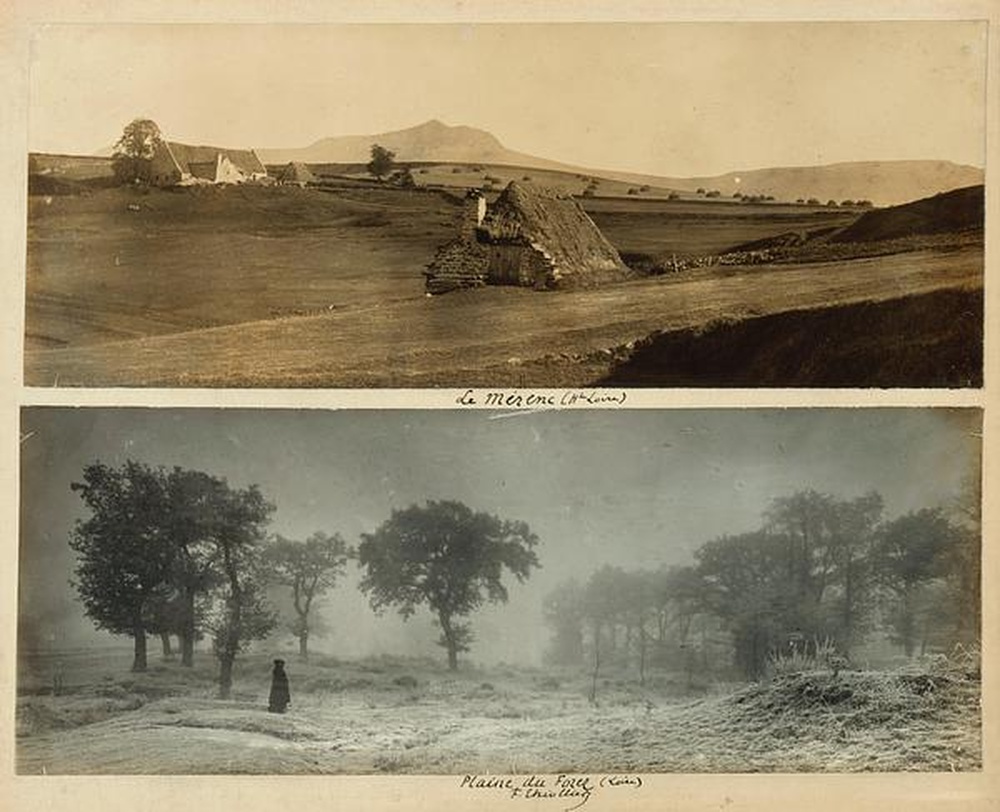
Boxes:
[544,488,979,683]
[69,461,540,694]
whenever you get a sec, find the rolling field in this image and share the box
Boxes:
[23,184,983,387]
[16,647,980,775]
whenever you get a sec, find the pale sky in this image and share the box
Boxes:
[27,22,987,176]
[19,408,979,663]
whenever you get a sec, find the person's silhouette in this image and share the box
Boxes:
[268,659,290,713]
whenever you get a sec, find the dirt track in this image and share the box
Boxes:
[24,246,983,387]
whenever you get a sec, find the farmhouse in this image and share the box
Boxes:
[424,181,632,294]
[148,141,268,186]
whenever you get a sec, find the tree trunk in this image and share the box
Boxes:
[439,612,458,671]
[902,589,916,658]
[132,625,148,672]
[589,622,602,703]
[639,628,647,687]
[218,654,234,699]
[180,587,196,667]
[160,632,173,658]
[298,628,309,660]
[180,631,195,667]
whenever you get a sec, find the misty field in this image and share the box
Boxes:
[23,183,981,387]
[17,647,980,775]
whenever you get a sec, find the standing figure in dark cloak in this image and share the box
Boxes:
[269,659,290,713]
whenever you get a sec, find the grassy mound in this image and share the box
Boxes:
[600,287,982,388]
[833,185,983,243]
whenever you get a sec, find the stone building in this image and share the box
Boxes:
[148,140,268,186]
[424,181,631,294]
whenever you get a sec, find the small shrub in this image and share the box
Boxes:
[451,167,463,174]
[393,674,419,689]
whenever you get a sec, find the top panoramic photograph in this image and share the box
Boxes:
[23,22,986,388]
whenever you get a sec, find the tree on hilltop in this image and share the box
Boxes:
[358,500,540,670]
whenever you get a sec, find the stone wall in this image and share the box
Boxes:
[424,238,490,294]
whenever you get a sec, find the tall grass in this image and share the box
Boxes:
[765,636,838,679]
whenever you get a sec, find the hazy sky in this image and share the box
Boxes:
[19,407,980,664]
[27,22,987,175]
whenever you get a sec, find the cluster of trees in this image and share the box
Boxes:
[69,461,540,693]
[544,489,979,683]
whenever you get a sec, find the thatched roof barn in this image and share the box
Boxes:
[424,181,631,294]
[148,141,267,186]
[276,161,316,187]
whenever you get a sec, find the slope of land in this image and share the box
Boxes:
[16,649,980,774]
[599,287,982,388]
[25,244,983,387]
[256,120,983,206]
[23,185,858,350]
[832,184,984,243]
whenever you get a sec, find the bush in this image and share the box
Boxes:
[393,674,419,689]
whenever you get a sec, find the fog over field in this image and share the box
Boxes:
[19,408,979,666]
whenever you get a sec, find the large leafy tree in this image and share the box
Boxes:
[358,500,540,670]
[542,579,586,666]
[695,530,791,679]
[201,479,277,698]
[265,532,351,660]
[875,508,959,657]
[112,118,163,184]
[367,143,396,181]
[69,460,174,672]
[161,468,225,666]
[946,474,982,645]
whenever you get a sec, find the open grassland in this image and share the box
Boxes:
[24,185,982,387]
[17,648,979,775]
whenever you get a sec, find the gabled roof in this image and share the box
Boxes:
[165,141,266,177]
[478,181,630,285]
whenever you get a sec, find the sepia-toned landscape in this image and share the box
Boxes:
[22,22,986,388]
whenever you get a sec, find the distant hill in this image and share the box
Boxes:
[257,119,538,167]
[832,184,984,243]
[257,120,983,206]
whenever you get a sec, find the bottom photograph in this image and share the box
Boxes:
[16,407,982,775]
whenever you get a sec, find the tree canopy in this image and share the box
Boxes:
[112,118,163,184]
[70,460,175,671]
[367,143,396,181]
[358,500,540,669]
[69,460,277,693]
[264,532,351,659]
